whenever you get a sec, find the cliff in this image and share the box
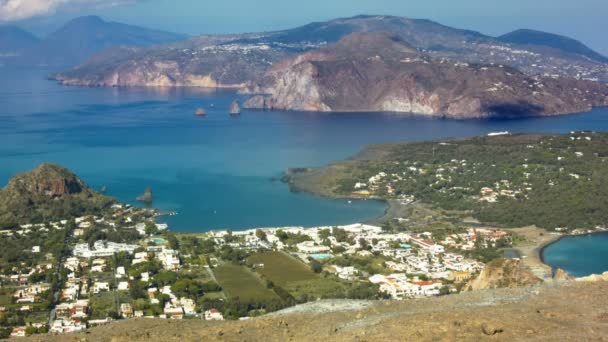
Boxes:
[0,164,116,226]
[467,259,543,290]
[244,32,608,118]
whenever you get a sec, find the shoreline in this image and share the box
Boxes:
[538,230,608,275]
[510,227,608,280]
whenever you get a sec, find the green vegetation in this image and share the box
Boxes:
[0,163,115,227]
[213,263,278,303]
[324,133,608,230]
[246,251,350,300]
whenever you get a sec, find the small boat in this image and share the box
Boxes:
[195,108,207,116]
[229,100,241,115]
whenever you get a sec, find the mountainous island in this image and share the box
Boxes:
[244,32,608,118]
[0,16,187,67]
[45,15,608,118]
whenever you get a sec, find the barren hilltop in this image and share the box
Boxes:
[32,281,608,341]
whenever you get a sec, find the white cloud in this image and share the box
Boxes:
[0,0,138,22]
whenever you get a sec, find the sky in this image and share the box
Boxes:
[3,0,608,55]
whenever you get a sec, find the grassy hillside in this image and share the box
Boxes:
[293,132,608,230]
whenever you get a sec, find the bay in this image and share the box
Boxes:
[3,67,608,232]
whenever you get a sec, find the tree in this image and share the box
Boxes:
[255,229,267,242]
[155,271,177,287]
[309,258,323,273]
[165,233,180,250]
[144,221,158,236]
[318,229,331,240]
[358,238,370,251]
[276,230,289,243]
[171,279,203,299]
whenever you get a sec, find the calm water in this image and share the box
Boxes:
[3,67,608,232]
[542,233,608,277]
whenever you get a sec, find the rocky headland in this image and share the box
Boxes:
[49,15,608,118]
[0,163,116,226]
[244,32,608,118]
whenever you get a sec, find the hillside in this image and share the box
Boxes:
[51,14,608,89]
[285,132,608,229]
[499,29,608,63]
[0,26,39,56]
[6,16,187,67]
[0,163,115,227]
[244,32,608,117]
[32,281,608,341]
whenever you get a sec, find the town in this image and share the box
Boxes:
[0,200,512,338]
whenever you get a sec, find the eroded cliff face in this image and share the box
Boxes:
[245,32,608,118]
[468,259,542,290]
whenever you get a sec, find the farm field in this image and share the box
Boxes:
[247,251,346,299]
[212,263,277,303]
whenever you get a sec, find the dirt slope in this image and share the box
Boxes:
[33,281,608,341]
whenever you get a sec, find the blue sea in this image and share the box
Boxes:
[3,67,608,233]
[542,233,608,277]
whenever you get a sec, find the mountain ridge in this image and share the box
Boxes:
[1,15,188,67]
[498,28,608,63]
[51,14,608,90]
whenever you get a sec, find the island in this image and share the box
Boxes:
[49,15,608,119]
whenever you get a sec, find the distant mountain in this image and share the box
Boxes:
[10,16,188,67]
[0,163,115,227]
[53,15,608,89]
[498,29,608,63]
[0,26,40,55]
[242,15,489,50]
[244,32,608,118]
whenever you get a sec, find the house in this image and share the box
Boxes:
[92,282,110,294]
[164,306,184,319]
[117,281,130,291]
[296,241,330,254]
[120,303,134,318]
[116,266,126,278]
[204,308,224,321]
[10,327,27,338]
[334,266,358,280]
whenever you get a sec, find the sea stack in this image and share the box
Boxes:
[136,187,153,204]
[229,100,241,115]
[195,108,207,116]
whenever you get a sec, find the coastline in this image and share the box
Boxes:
[510,227,608,280]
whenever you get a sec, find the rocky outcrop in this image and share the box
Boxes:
[0,164,115,226]
[229,100,241,114]
[245,32,608,118]
[553,268,574,282]
[468,259,543,290]
[4,163,85,197]
[576,271,608,282]
[136,187,153,203]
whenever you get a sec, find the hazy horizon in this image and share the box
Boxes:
[2,0,607,56]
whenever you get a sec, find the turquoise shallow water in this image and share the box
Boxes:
[542,233,608,277]
[3,67,608,232]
